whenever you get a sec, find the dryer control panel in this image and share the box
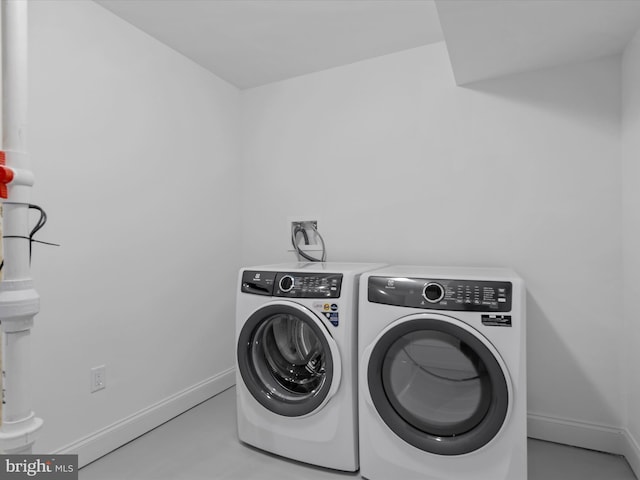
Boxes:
[241,270,342,298]
[368,276,512,312]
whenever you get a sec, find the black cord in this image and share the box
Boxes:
[0,203,59,270]
[290,223,326,262]
[3,235,60,247]
[295,246,323,263]
[294,226,310,245]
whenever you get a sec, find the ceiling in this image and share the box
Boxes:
[436,0,640,85]
[94,0,444,89]
[94,0,640,89]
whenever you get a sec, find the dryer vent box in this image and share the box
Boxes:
[287,218,323,252]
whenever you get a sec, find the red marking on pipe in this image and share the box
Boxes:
[0,152,14,199]
[0,165,14,183]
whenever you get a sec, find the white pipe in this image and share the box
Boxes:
[0,0,43,454]
[2,0,30,280]
[3,331,32,423]
[1,0,27,153]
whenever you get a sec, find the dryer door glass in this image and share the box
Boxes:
[367,317,509,455]
[238,304,335,417]
[384,330,492,437]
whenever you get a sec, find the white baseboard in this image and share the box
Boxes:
[528,413,640,477]
[56,368,235,468]
[527,413,626,455]
[54,385,640,476]
[622,428,640,479]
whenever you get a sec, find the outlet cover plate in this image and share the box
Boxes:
[90,365,106,393]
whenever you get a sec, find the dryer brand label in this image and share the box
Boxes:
[482,315,512,327]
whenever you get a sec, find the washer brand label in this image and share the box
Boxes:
[323,312,339,327]
[316,303,337,312]
[314,303,339,326]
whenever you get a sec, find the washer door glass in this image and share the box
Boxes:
[238,303,335,417]
[367,317,509,455]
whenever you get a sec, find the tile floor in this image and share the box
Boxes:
[79,387,636,480]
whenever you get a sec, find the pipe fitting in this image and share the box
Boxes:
[0,150,35,201]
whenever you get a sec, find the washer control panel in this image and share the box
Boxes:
[241,270,342,298]
[368,276,512,312]
[274,272,342,298]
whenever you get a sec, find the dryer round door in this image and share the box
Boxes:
[366,313,512,455]
[237,301,341,417]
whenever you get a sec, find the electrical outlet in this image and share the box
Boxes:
[90,365,106,393]
[287,217,322,252]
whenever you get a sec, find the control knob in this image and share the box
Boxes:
[422,282,445,303]
[279,275,295,292]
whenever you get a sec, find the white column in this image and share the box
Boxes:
[0,0,43,454]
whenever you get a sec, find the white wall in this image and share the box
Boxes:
[28,0,240,461]
[20,2,632,465]
[622,26,640,470]
[241,44,624,440]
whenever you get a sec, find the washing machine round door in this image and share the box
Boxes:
[366,313,512,455]
[237,301,341,417]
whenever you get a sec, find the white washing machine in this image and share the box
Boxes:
[358,265,526,480]
[236,262,384,471]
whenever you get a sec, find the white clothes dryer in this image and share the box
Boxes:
[236,262,384,471]
[358,265,526,480]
